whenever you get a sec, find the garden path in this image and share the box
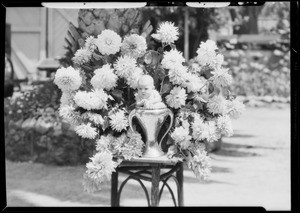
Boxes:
[5,104,291,210]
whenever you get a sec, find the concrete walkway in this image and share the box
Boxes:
[6,105,291,210]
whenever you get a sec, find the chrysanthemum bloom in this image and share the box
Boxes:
[121,130,144,160]
[121,34,147,59]
[206,120,221,142]
[54,66,82,92]
[126,66,144,89]
[207,95,227,115]
[85,151,117,184]
[196,40,219,67]
[58,105,81,125]
[168,64,189,86]
[198,40,218,52]
[161,49,185,70]
[96,29,122,55]
[183,73,207,93]
[188,149,211,180]
[91,64,118,91]
[60,91,75,106]
[74,123,98,139]
[74,89,108,110]
[212,54,224,68]
[59,105,75,120]
[210,67,233,88]
[151,21,179,44]
[171,126,192,150]
[82,112,104,126]
[114,55,137,79]
[109,110,129,132]
[96,134,114,152]
[109,134,127,155]
[216,115,233,137]
[85,36,97,52]
[72,48,92,65]
[192,117,209,142]
[166,86,187,109]
[226,99,246,119]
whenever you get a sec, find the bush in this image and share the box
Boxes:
[4,81,93,165]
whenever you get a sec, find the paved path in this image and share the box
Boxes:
[6,105,291,210]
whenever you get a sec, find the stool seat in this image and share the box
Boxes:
[111,155,184,207]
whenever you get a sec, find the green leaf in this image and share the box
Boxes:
[110,89,124,103]
[144,50,160,67]
[155,66,166,80]
[169,44,176,50]
[92,52,102,61]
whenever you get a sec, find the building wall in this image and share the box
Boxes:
[5,7,79,80]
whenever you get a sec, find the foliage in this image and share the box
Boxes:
[213,3,290,99]
[4,81,93,165]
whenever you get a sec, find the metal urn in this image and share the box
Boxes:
[128,107,174,158]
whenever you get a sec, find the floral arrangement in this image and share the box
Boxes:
[53,21,245,192]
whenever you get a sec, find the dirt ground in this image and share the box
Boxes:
[5,104,291,210]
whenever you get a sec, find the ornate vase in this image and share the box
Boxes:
[128,107,174,158]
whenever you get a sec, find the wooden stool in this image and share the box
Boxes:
[111,156,184,207]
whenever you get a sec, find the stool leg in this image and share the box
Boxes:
[176,162,184,206]
[111,171,118,207]
[151,165,160,206]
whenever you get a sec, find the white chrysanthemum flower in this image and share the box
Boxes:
[74,89,108,110]
[86,151,117,183]
[226,99,246,119]
[96,134,113,152]
[168,64,189,86]
[171,126,192,150]
[121,34,147,59]
[161,49,185,70]
[74,123,98,139]
[85,36,97,52]
[210,67,233,88]
[216,115,233,137]
[196,40,219,67]
[109,134,127,155]
[96,29,122,55]
[109,110,129,132]
[151,21,179,44]
[59,105,75,120]
[192,117,209,142]
[121,130,144,160]
[72,48,92,65]
[126,66,144,89]
[82,112,104,126]
[166,86,187,109]
[198,40,218,52]
[183,74,207,93]
[54,66,82,92]
[114,55,137,79]
[213,54,224,68]
[207,95,227,115]
[196,49,216,67]
[91,64,118,91]
[188,149,212,180]
[206,120,221,142]
[60,91,75,106]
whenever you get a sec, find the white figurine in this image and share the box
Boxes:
[135,75,166,109]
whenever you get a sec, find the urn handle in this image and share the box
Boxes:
[128,109,137,132]
[159,108,174,148]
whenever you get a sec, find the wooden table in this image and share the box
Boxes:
[111,155,184,207]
